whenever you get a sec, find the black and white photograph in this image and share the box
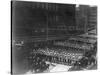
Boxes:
[11,0,97,74]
